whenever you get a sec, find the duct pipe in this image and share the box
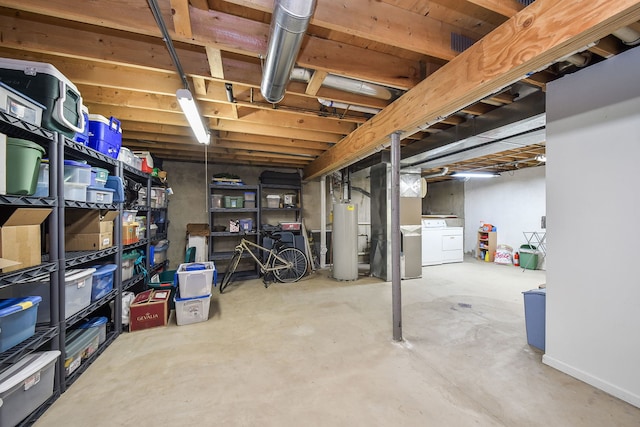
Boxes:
[612,26,640,46]
[260,0,316,104]
[422,167,448,179]
[225,83,236,103]
[291,68,394,100]
[318,98,381,115]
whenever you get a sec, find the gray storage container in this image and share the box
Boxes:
[0,351,60,427]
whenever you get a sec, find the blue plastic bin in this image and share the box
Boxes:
[89,264,117,302]
[523,288,546,351]
[78,316,108,345]
[105,176,125,202]
[0,296,42,352]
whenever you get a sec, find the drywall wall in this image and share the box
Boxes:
[463,166,546,260]
[544,46,640,408]
[423,180,465,217]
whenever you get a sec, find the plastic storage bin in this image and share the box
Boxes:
[211,194,223,208]
[523,288,546,351]
[0,278,49,324]
[0,296,41,352]
[63,182,88,202]
[519,245,539,270]
[266,194,280,208]
[0,351,60,427]
[0,80,45,127]
[64,327,100,377]
[123,210,138,224]
[86,186,115,204]
[64,268,96,319]
[177,262,216,298]
[88,114,122,159]
[224,195,244,208]
[122,251,139,281]
[153,241,169,265]
[89,264,117,302]
[64,160,92,185]
[0,58,84,137]
[33,160,49,197]
[174,293,211,326]
[151,187,166,208]
[117,146,134,166]
[239,218,253,232]
[105,176,125,202]
[91,167,109,187]
[5,137,45,196]
[78,316,108,345]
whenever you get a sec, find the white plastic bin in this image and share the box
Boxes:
[64,268,95,319]
[174,293,211,326]
[0,351,60,427]
[177,262,216,298]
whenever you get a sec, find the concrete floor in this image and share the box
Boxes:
[35,258,640,426]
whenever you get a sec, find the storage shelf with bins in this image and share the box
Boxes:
[0,113,61,424]
[60,135,122,392]
[477,230,497,262]
[259,182,305,256]
[209,184,260,280]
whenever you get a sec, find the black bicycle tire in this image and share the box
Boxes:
[272,247,308,283]
[220,249,242,293]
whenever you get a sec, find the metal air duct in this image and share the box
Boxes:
[260,0,316,104]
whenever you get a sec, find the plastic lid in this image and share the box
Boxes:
[6,137,45,154]
[174,293,211,303]
[64,159,91,168]
[65,268,97,282]
[0,296,42,317]
[122,251,140,260]
[0,351,61,393]
[91,264,118,276]
[91,166,108,173]
[78,316,108,329]
[523,288,546,296]
[87,185,115,193]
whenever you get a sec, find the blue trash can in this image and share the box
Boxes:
[523,288,546,351]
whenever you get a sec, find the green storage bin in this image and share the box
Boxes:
[519,244,539,270]
[224,195,244,208]
[148,270,177,309]
[6,138,45,196]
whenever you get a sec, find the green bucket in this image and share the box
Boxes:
[148,270,177,309]
[6,138,45,196]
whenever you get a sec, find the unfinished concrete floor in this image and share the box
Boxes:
[35,258,640,426]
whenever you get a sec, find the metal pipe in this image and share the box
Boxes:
[225,83,236,103]
[612,26,640,46]
[318,98,381,115]
[391,131,403,342]
[320,175,327,269]
[147,0,189,89]
[260,0,316,103]
[291,68,395,100]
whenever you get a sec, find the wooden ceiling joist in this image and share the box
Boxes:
[304,0,640,179]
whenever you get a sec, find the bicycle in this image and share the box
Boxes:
[220,231,308,293]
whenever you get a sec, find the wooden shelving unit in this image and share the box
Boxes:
[477,230,497,262]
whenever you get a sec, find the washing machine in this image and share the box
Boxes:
[421,219,464,266]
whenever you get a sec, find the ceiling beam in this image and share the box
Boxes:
[169,0,193,38]
[304,0,640,179]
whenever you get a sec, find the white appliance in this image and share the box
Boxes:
[421,219,464,266]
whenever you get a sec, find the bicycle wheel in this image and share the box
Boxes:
[272,247,308,283]
[220,249,242,293]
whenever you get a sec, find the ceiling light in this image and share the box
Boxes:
[176,89,210,145]
[536,154,546,162]
[451,172,500,178]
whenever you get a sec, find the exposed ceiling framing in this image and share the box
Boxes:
[0,0,639,181]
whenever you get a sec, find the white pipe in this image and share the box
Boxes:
[318,98,381,115]
[422,167,449,179]
[291,67,393,100]
[612,26,640,46]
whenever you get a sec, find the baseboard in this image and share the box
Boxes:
[543,354,640,408]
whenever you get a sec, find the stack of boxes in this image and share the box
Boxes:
[174,262,216,326]
[122,210,139,246]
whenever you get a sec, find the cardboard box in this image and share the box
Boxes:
[129,289,170,332]
[0,208,52,272]
[65,210,117,251]
[186,223,209,263]
[122,223,139,245]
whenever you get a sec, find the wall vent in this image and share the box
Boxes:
[451,33,475,53]
[517,0,536,5]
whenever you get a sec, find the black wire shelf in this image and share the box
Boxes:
[0,111,54,145]
[0,194,57,207]
[64,246,119,268]
[0,326,59,366]
[0,262,58,288]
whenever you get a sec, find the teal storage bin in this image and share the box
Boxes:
[0,296,42,352]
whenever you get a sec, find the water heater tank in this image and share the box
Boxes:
[332,203,358,280]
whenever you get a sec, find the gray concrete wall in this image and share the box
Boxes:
[163,161,312,268]
[422,180,465,216]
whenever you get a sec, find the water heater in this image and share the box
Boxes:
[332,202,358,280]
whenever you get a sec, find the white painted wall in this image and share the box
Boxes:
[463,166,546,262]
[544,47,640,408]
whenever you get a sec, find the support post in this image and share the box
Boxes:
[391,131,402,341]
[320,175,327,269]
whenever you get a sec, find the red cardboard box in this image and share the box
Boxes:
[129,289,170,332]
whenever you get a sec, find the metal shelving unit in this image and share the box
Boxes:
[0,114,61,424]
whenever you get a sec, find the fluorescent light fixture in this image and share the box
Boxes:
[535,154,547,162]
[452,172,500,178]
[176,89,210,144]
